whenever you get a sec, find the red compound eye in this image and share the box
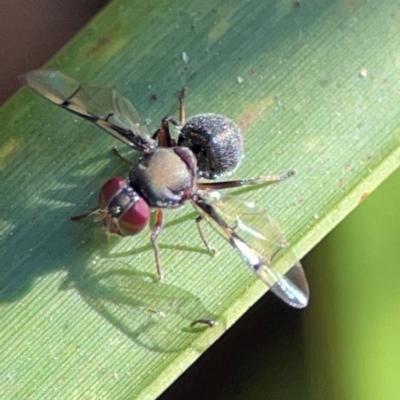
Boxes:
[118,197,150,236]
[98,177,150,236]
[99,177,128,208]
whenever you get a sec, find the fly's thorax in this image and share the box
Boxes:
[129,147,197,208]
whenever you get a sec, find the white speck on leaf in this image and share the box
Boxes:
[182,51,189,64]
[359,68,368,78]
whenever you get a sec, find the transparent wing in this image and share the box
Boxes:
[20,70,152,149]
[193,192,309,308]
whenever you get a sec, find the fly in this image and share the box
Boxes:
[21,70,309,308]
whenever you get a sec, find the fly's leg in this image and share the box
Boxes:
[152,87,187,147]
[195,215,216,254]
[190,318,216,328]
[197,170,295,191]
[152,118,176,147]
[112,147,136,166]
[163,88,186,126]
[71,206,100,221]
[151,208,164,280]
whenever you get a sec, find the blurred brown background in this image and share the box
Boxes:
[0,0,108,105]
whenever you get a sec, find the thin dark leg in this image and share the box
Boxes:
[195,215,216,254]
[165,116,181,127]
[190,319,216,328]
[152,87,187,147]
[71,206,100,221]
[152,118,176,147]
[197,170,295,191]
[150,208,164,279]
[269,237,289,262]
[112,147,136,166]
